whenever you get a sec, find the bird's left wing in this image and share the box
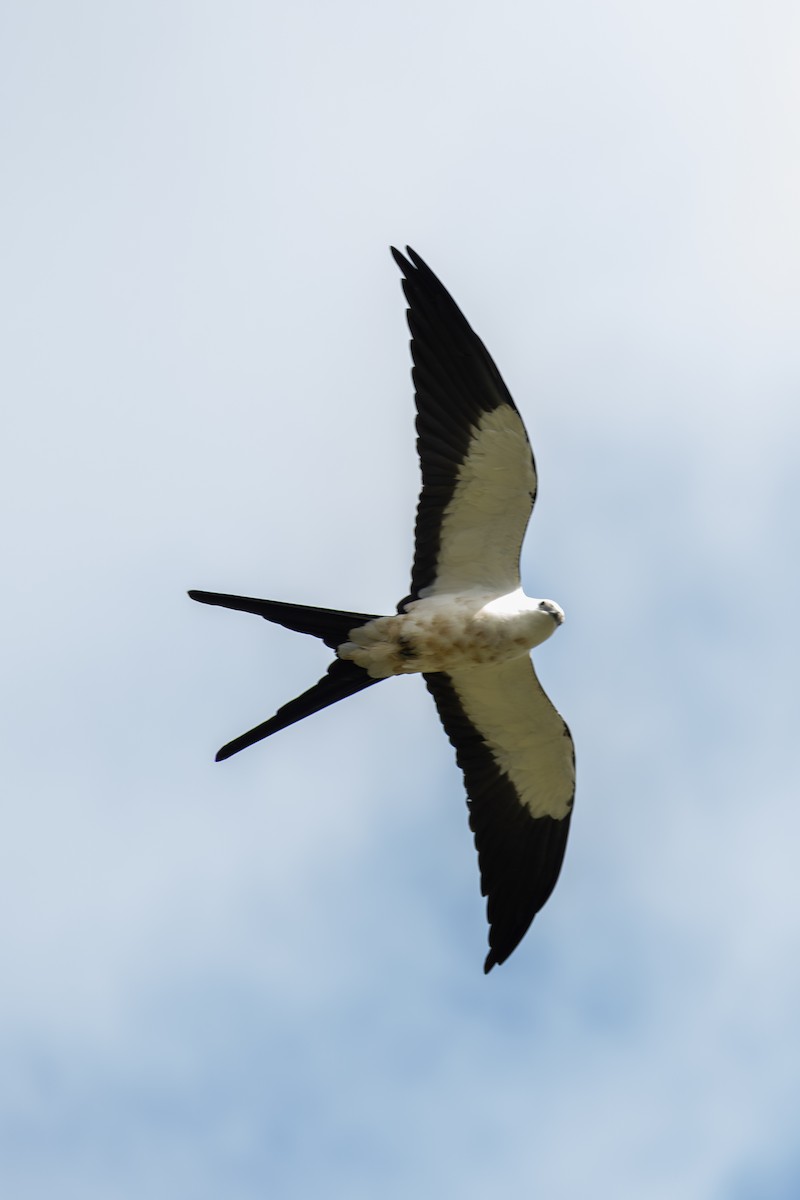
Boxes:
[392,247,537,607]
[425,656,574,972]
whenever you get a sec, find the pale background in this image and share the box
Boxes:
[3,2,800,1197]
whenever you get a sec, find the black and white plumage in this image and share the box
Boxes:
[190,247,574,972]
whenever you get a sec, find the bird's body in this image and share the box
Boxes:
[339,590,563,678]
[190,247,575,972]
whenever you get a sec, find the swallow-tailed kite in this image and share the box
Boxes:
[190,247,574,972]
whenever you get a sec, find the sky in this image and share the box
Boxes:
[2,1,800,1196]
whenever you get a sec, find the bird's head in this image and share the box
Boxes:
[537,598,565,627]
[534,600,566,648]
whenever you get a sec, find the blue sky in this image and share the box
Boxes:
[3,2,800,1196]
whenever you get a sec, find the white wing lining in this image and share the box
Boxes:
[425,406,537,597]
[448,656,574,820]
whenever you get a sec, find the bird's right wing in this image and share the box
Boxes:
[392,247,538,608]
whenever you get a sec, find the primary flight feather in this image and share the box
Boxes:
[190,247,574,972]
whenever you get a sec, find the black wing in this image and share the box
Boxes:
[425,658,574,972]
[392,247,537,608]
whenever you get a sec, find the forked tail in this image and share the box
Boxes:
[188,590,384,760]
[188,590,381,648]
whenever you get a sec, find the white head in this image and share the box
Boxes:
[537,598,565,626]
[523,597,565,649]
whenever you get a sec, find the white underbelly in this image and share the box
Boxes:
[337,596,538,679]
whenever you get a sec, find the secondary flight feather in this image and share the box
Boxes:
[190,247,575,972]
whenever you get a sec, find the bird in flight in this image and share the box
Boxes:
[190,247,574,972]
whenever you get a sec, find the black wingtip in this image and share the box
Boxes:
[391,244,409,272]
[391,245,428,276]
